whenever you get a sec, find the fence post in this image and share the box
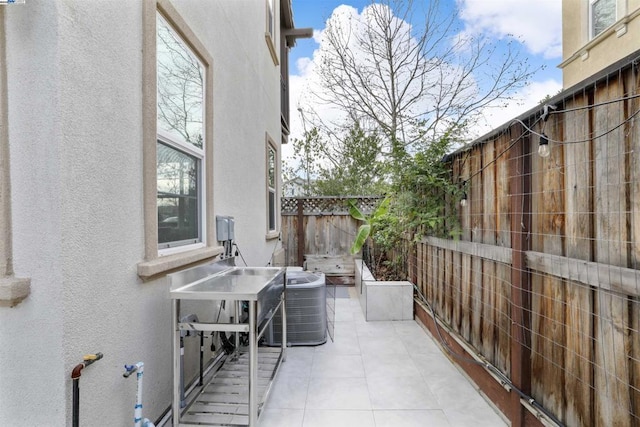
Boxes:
[297,198,304,267]
[509,124,532,426]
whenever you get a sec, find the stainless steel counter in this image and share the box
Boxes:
[169,264,287,427]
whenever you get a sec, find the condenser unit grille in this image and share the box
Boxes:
[264,274,327,346]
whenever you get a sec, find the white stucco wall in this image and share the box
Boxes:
[1,3,66,425]
[0,0,284,425]
[171,0,283,266]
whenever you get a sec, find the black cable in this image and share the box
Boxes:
[232,243,248,266]
[462,116,542,185]
[549,92,640,114]
[514,105,640,144]
[264,237,280,266]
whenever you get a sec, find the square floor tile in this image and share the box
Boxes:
[373,409,452,427]
[302,409,375,427]
[367,375,440,410]
[359,335,409,356]
[334,308,355,322]
[314,335,361,356]
[400,332,443,355]
[265,375,309,409]
[305,377,372,410]
[444,405,507,427]
[427,375,491,413]
[410,352,461,382]
[362,352,421,379]
[258,409,304,427]
[278,349,314,378]
[311,353,365,378]
[355,320,398,338]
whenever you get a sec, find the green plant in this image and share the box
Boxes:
[349,197,391,255]
[349,131,464,280]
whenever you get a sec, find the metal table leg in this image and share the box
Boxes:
[248,300,258,426]
[281,293,287,362]
[172,299,180,427]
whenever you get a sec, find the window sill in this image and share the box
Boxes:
[0,276,31,308]
[265,231,279,240]
[137,246,224,279]
[265,33,279,65]
[560,9,640,69]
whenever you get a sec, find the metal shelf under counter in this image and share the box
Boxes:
[169,265,287,427]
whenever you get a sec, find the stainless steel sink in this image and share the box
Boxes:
[169,264,285,326]
[168,260,287,427]
[220,267,282,277]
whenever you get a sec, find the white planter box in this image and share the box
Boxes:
[354,259,413,321]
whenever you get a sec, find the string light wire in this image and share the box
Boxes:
[453,92,640,183]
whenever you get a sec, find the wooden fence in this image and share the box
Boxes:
[280,196,381,276]
[410,56,640,426]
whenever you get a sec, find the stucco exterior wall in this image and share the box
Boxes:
[1,3,66,425]
[0,0,284,425]
[561,0,640,88]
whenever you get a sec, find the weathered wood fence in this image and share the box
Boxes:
[411,56,640,426]
[280,196,381,277]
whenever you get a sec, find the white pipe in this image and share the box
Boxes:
[124,362,155,427]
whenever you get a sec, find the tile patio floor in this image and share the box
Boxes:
[258,289,508,427]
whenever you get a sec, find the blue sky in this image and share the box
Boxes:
[285,0,563,161]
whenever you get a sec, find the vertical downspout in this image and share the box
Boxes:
[0,6,30,307]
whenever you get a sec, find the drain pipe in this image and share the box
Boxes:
[71,352,104,427]
[123,362,155,427]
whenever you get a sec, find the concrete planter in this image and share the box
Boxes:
[354,259,413,321]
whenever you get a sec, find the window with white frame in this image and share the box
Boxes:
[156,13,205,250]
[590,0,616,38]
[265,0,278,64]
[267,138,278,234]
[266,0,274,39]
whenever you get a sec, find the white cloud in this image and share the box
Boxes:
[284,1,564,165]
[470,78,563,138]
[457,0,562,59]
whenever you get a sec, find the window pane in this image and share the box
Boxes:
[267,0,274,36]
[268,146,276,188]
[157,142,200,245]
[592,0,615,37]
[157,14,204,149]
[269,190,276,231]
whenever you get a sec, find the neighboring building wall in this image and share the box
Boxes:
[284,177,307,196]
[0,0,285,425]
[561,0,640,88]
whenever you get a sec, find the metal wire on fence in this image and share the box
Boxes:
[410,62,640,427]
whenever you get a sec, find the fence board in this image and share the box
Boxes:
[460,153,471,241]
[438,247,445,319]
[471,255,483,353]
[495,133,512,376]
[422,237,511,264]
[452,251,462,332]
[525,251,640,297]
[444,248,453,324]
[628,70,640,423]
[468,147,484,354]
[562,92,594,427]
[593,80,631,427]
[482,142,497,363]
[461,253,472,342]
[495,262,511,375]
[528,112,567,420]
[427,245,434,306]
